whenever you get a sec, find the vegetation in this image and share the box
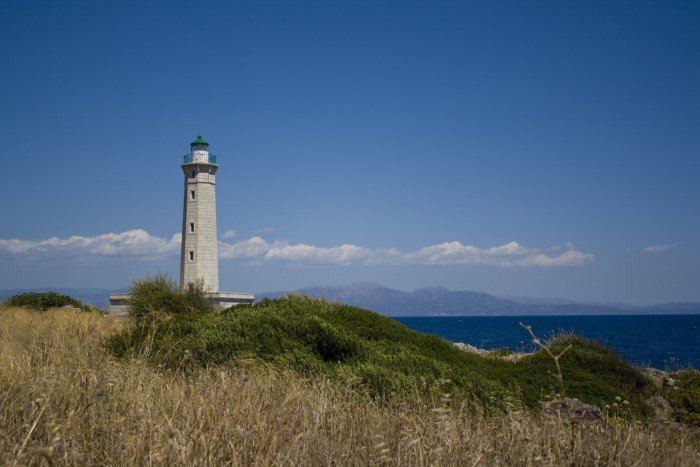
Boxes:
[664,369,700,426]
[1,277,697,463]
[108,277,658,418]
[3,291,91,311]
[126,274,213,323]
[2,306,698,465]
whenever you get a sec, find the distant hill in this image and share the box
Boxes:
[2,283,699,316]
[638,302,700,312]
[257,282,700,316]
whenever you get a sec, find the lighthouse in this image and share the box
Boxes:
[180,136,219,291]
[108,136,254,316]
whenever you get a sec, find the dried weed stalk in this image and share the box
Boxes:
[520,322,572,397]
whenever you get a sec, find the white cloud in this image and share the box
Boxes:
[219,236,271,260]
[221,229,237,239]
[643,243,677,253]
[0,230,594,268]
[385,241,593,267]
[265,243,374,266]
[0,229,180,260]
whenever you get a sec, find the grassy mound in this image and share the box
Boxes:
[108,278,657,415]
[501,334,657,412]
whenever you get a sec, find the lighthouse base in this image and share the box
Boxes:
[108,292,255,318]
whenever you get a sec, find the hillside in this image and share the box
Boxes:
[108,284,684,416]
[3,306,698,464]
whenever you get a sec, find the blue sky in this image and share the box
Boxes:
[1,0,698,304]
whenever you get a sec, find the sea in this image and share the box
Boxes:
[395,315,700,370]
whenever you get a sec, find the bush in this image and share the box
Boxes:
[300,317,361,362]
[508,334,655,417]
[664,369,700,426]
[127,274,213,323]
[4,291,89,311]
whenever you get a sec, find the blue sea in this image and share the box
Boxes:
[395,315,700,370]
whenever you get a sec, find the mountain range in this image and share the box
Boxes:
[4,282,696,316]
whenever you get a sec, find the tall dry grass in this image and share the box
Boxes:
[0,307,698,466]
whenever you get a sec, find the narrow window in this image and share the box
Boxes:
[190,190,195,200]
[190,222,195,233]
[190,170,196,178]
[189,251,194,261]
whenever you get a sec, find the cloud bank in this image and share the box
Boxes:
[0,230,180,260]
[0,230,594,267]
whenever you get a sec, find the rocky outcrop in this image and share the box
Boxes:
[647,395,674,420]
[453,342,530,362]
[453,342,490,356]
[541,398,605,422]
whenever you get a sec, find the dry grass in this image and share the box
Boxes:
[0,307,698,466]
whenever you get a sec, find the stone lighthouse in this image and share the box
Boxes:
[180,136,219,291]
[108,136,254,316]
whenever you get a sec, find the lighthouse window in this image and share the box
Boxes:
[190,170,196,178]
[190,190,195,200]
[189,251,194,261]
[190,222,195,233]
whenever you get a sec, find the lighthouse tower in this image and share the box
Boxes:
[107,136,254,316]
[180,136,219,291]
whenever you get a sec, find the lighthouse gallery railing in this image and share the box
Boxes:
[183,154,217,164]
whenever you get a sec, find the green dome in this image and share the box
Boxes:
[191,135,208,146]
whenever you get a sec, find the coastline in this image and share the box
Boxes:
[398,314,700,370]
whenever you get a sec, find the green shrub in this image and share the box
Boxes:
[4,291,89,311]
[664,369,700,426]
[127,274,213,323]
[510,334,655,417]
[299,317,361,362]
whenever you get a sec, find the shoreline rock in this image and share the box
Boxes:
[452,342,530,362]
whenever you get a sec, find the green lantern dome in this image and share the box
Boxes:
[191,135,208,146]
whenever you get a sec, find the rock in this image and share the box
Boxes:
[640,367,667,388]
[453,342,490,356]
[541,398,604,422]
[453,342,530,362]
[647,395,673,419]
[503,353,528,363]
